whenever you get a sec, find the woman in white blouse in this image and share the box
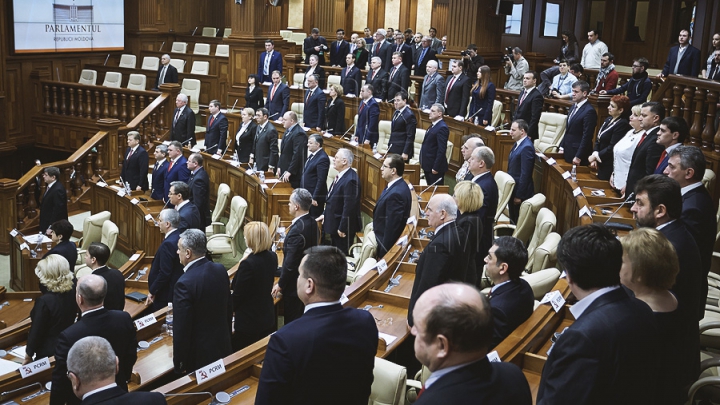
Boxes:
[233,108,258,163]
[304,54,326,89]
[610,104,644,196]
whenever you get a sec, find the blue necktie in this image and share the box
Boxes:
[418,48,427,65]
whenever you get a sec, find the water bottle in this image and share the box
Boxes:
[571,164,577,183]
[166,303,173,336]
[372,143,378,154]
[125,181,131,193]
[259,171,265,183]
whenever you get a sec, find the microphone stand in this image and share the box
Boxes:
[379,144,393,160]
[341,123,356,140]
[603,192,635,233]
[417,177,442,201]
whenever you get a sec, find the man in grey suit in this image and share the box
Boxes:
[419,60,445,111]
[249,108,279,172]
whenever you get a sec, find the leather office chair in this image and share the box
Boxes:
[170,58,186,73]
[369,357,407,405]
[347,230,377,283]
[534,112,567,153]
[223,28,232,38]
[268,215,281,242]
[180,79,201,114]
[292,73,305,88]
[76,211,112,264]
[493,170,516,224]
[326,74,341,90]
[126,74,147,91]
[190,61,210,75]
[289,32,305,45]
[291,102,304,125]
[494,193,546,242]
[101,220,119,257]
[491,100,503,127]
[102,72,122,88]
[527,231,560,273]
[171,42,188,54]
[704,168,716,193]
[193,43,211,56]
[201,27,216,37]
[118,54,137,69]
[347,258,377,284]
[141,56,159,71]
[206,183,231,236]
[522,267,562,300]
[215,44,229,58]
[279,30,292,40]
[377,120,391,153]
[525,208,557,273]
[207,196,247,257]
[408,128,427,166]
[406,366,431,404]
[79,69,98,86]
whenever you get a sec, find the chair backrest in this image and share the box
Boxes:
[411,128,427,164]
[190,61,210,75]
[409,185,420,221]
[512,193,546,245]
[79,69,97,85]
[181,78,201,113]
[201,27,217,37]
[101,221,119,255]
[522,267,561,300]
[211,183,231,223]
[279,30,292,39]
[80,211,111,250]
[126,74,147,91]
[223,28,232,38]
[377,120,392,152]
[141,56,159,71]
[704,169,716,193]
[268,215,281,240]
[171,42,187,54]
[326,156,338,189]
[354,231,377,270]
[290,32,306,44]
[534,112,567,153]
[102,72,122,88]
[327,74,341,89]
[215,44,230,57]
[193,43,211,55]
[445,141,453,165]
[119,54,137,69]
[526,208,557,272]
[528,231,561,273]
[291,102,304,124]
[293,72,305,87]
[170,58,186,73]
[226,196,248,247]
[493,171,516,222]
[369,357,407,405]
[491,100,503,127]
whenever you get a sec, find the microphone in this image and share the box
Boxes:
[229,99,238,114]
[379,144,393,160]
[1,382,49,397]
[191,26,198,36]
[268,112,279,120]
[154,198,171,224]
[97,174,110,186]
[467,106,483,122]
[341,123,356,140]
[164,391,231,403]
[119,176,131,193]
[218,142,231,160]
[216,28,221,36]
[159,41,165,52]
[104,54,110,66]
[603,192,635,232]
[203,143,218,153]
[181,138,193,146]
[419,177,442,196]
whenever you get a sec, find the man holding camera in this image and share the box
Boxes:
[504,47,528,92]
[304,28,328,65]
[462,44,484,78]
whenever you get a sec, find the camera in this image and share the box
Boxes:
[502,46,514,63]
[460,50,468,57]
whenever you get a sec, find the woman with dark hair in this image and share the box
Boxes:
[539,30,580,95]
[703,33,720,79]
[453,180,484,287]
[353,37,369,70]
[304,54,326,89]
[245,74,264,111]
[324,83,346,135]
[468,65,496,126]
[588,95,631,180]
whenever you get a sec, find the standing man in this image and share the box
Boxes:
[602,57,652,106]
[369,29,391,71]
[277,111,308,188]
[428,27,442,53]
[266,71,290,120]
[304,28,328,65]
[271,189,319,323]
[154,54,178,90]
[507,119,536,222]
[469,146,498,260]
[186,153,210,229]
[385,52,411,102]
[660,29,702,78]
[456,136,484,182]
[84,242,125,312]
[330,29,350,67]
[39,166,68,236]
[504,47,529,92]
[355,84,380,145]
[388,91,417,161]
[121,131,149,191]
[171,94,195,147]
[366,57,389,101]
[250,108,279,172]
[374,154,412,258]
[654,116,687,174]
[318,148,361,255]
[444,60,471,119]
[512,71,544,140]
[340,53,362,96]
[163,141,191,204]
[388,32,413,71]
[146,209,184,311]
[593,53,619,93]
[420,104,449,185]
[349,33,358,54]
[461,44,484,78]
[301,134,330,218]
[303,75,326,130]
[580,30,608,69]
[624,101,665,195]
[169,181,202,231]
[204,100,228,156]
[151,145,168,201]
[559,81,598,165]
[173,229,232,374]
[419,60,445,111]
[257,39,283,84]
[257,246,377,405]
[403,28,414,45]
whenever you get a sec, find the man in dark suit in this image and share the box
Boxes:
[169,181,202,231]
[385,52,411,102]
[266,71,290,120]
[340,54,363,96]
[186,153,211,229]
[625,101,665,195]
[468,146,499,262]
[512,71,544,140]
[301,135,329,218]
[84,242,125,312]
[374,154,412,259]
[44,219,78,270]
[304,28,328,65]
[204,100,228,156]
[653,116,687,174]
[120,131,148,191]
[171,93,196,147]
[303,75,326,130]
[250,108,279,171]
[154,54,178,90]
[414,36,438,77]
[355,84,380,145]
[559,80,597,165]
[163,141,191,204]
[420,104,449,185]
[387,32,413,71]
[277,111,308,189]
[173,229,232,374]
[411,283,532,405]
[366,57,389,100]
[272,189,320,324]
[39,166,68,235]
[443,60,470,119]
[147,209,184,311]
[507,119,536,222]
[408,194,468,326]
[51,274,137,405]
[419,60,445,111]
[257,246,377,405]
[67,337,166,405]
[329,29,350,67]
[257,39,283,84]
[319,148,361,255]
[388,91,417,160]
[537,224,660,405]
[369,29,392,71]
[659,29,702,78]
[151,145,168,201]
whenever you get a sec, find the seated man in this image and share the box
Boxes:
[548,60,578,99]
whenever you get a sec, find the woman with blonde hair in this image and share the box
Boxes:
[324,83,346,135]
[233,107,258,164]
[231,221,278,350]
[453,180,484,287]
[25,254,77,364]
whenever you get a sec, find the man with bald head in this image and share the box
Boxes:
[51,274,137,405]
[411,283,532,404]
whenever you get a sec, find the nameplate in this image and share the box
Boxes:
[340,293,349,305]
[19,243,29,251]
[161,141,171,145]
[190,146,201,153]
[407,216,417,226]
[560,271,566,279]
[130,198,139,205]
[322,132,333,138]
[396,235,408,246]
[212,154,221,160]
[144,214,154,222]
[134,313,157,330]
[378,332,397,345]
[23,298,32,302]
[116,189,126,197]
[229,161,241,168]
[561,171,571,180]
[9,229,18,237]
[591,189,606,197]
[536,152,547,159]
[540,290,565,313]
[486,351,501,363]
[19,357,50,379]
[374,153,383,160]
[572,187,582,197]
[129,253,140,261]
[349,140,359,147]
[97,181,107,187]
[376,259,388,275]
[579,206,592,218]
[195,359,225,384]
[546,158,557,165]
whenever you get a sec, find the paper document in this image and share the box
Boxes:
[0,358,21,376]
[378,332,397,345]
[23,235,52,244]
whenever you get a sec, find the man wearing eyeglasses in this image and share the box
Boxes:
[374,154,412,259]
[601,57,653,107]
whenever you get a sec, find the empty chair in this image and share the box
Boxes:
[377,121,391,153]
[290,32,305,45]
[118,54,137,69]
[527,231,561,272]
[126,74,147,90]
[141,56,159,71]
[190,61,210,75]
[704,169,716,192]
[369,357,407,405]
[170,58,186,73]
[347,231,377,283]
[193,43,211,55]
[207,183,231,236]
[201,27,217,37]
[522,267,561,299]
[101,220,119,256]
[494,193,546,242]
[102,72,122,88]
[293,72,305,87]
[493,171,516,223]
[534,112,568,153]
[78,69,97,85]
[223,28,231,38]
[215,44,229,57]
[409,128,427,166]
[491,100,503,127]
[525,208,557,272]
[207,196,247,257]
[180,78,201,113]
[171,42,188,53]
[327,75,341,89]
[76,211,112,263]
[279,30,292,40]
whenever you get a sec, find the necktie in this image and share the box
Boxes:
[159,66,167,84]
[393,111,400,121]
[306,89,313,103]
[264,52,271,75]
[418,48,427,65]
[271,84,278,100]
[518,90,528,106]
[372,43,377,55]
[174,108,181,124]
[445,76,456,103]
[167,159,174,172]
[390,66,397,81]
[370,70,375,81]
[397,45,401,52]
[329,175,339,194]
[208,115,215,128]
[510,143,517,156]
[567,105,577,122]
[637,133,647,146]
[359,102,365,114]
[127,148,134,160]
[656,150,668,169]
[306,153,314,165]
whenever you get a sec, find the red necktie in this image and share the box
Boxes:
[127,148,134,160]
[271,84,278,100]
[637,133,647,146]
[306,89,313,103]
[656,150,668,169]
[359,102,365,114]
[208,115,215,128]
[167,160,174,172]
[518,90,528,106]
[445,76,456,103]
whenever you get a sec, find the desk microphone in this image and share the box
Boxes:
[181,138,193,147]
[341,123,356,140]
[103,54,110,66]
[603,192,635,232]
[203,143,218,153]
[467,106,483,123]
[418,177,442,200]
[154,199,171,224]
[379,144,393,160]
[218,142,231,160]
[191,26,198,36]
[97,174,110,186]
[159,41,165,52]
[268,112,279,120]
[1,382,49,397]
[119,176,131,193]
[164,391,231,404]
[229,99,238,114]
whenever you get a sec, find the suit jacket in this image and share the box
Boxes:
[233,121,258,163]
[594,117,630,179]
[266,83,290,119]
[374,179,412,258]
[356,98,380,145]
[489,278,534,347]
[385,64,410,101]
[121,146,149,191]
[278,214,319,296]
[278,125,308,184]
[304,65,326,89]
[173,258,232,373]
[537,288,660,405]
[323,97,345,135]
[151,160,168,201]
[81,387,166,405]
[416,358,532,405]
[301,150,330,207]
[660,220,704,320]
[163,156,191,203]
[443,74,471,117]
[366,68,389,101]
[92,266,125,312]
[420,120,449,175]
[661,45,702,77]
[177,202,202,231]
[324,169,362,238]
[386,43,413,70]
[303,87,326,128]
[171,106,196,146]
[414,47,438,77]
[388,107,417,158]
[44,240,78,271]
[419,73,446,110]
[682,184,715,301]
[456,210,483,287]
[204,113,228,155]
[560,101,598,165]
[507,136,535,200]
[474,172,499,261]
[329,40,350,66]
[39,182,68,233]
[155,63,178,89]
[148,230,183,310]
[252,123,279,171]
[245,85,265,111]
[303,35,328,65]
[340,65,363,96]
[353,47,369,70]
[469,82,496,125]
[255,304,378,405]
[27,289,77,360]
[369,41,392,71]
[50,309,137,405]
[513,87,544,139]
[593,69,619,92]
[188,167,211,229]
[625,127,664,194]
[257,51,283,83]
[231,250,277,349]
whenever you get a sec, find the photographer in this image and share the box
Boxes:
[462,44,485,78]
[504,47,528,92]
[548,60,577,99]
[304,28,329,65]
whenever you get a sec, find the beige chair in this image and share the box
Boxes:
[491,100,503,127]
[493,171,516,223]
[369,357,407,405]
[181,79,201,113]
[408,128,427,166]
[327,74,341,90]
[347,231,377,283]
[704,169,716,193]
[193,43,211,56]
[290,32,306,45]
[206,183,231,236]
[293,72,305,87]
[76,211,112,263]
[215,44,230,57]
[377,120,392,153]
[291,102,304,124]
[527,231,560,273]
[279,30,292,40]
[494,193,546,243]
[223,28,232,38]
[126,74,147,91]
[171,42,188,54]
[534,112,567,153]
[78,69,97,85]
[102,221,119,256]
[141,56,159,71]
[190,61,210,75]
[102,72,122,88]
[170,58,186,73]
[525,208,557,273]
[119,54,137,69]
[207,196,247,257]
[406,366,431,403]
[268,215,281,241]
[522,267,562,299]
[74,264,93,278]
[201,27,217,37]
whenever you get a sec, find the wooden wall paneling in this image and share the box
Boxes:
[4,64,22,136]
[530,0,576,59]
[345,0,355,34]
[430,0,448,45]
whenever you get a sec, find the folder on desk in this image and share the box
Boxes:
[126,292,148,302]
